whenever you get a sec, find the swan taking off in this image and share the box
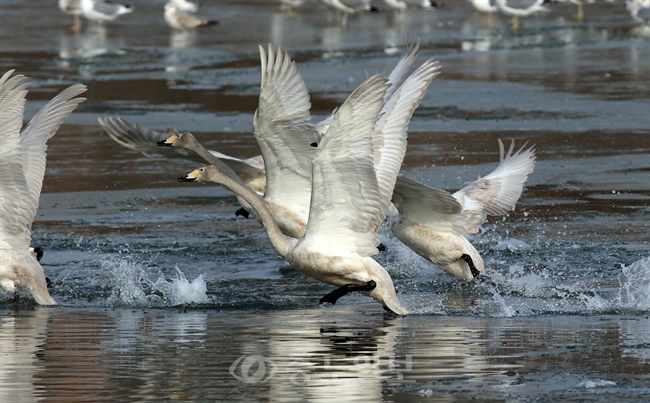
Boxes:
[0,70,86,305]
[390,140,536,281]
[178,52,439,314]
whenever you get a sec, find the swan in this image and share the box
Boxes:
[0,70,86,305]
[494,0,548,29]
[164,3,216,30]
[390,140,536,281]
[80,0,133,23]
[178,57,440,313]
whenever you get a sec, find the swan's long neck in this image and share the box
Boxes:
[213,171,294,257]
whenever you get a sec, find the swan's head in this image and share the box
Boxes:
[178,165,221,183]
[156,131,197,149]
[437,248,485,282]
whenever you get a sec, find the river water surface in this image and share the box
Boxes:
[1,0,649,401]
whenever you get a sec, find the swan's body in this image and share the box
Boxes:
[164,3,215,30]
[81,0,132,23]
[0,70,86,304]
[390,140,536,281]
[58,0,83,31]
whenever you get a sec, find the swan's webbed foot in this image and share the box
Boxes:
[461,253,481,278]
[234,208,250,218]
[377,243,387,252]
[34,246,44,262]
[319,280,377,305]
[46,277,52,288]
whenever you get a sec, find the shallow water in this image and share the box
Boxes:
[1,0,649,401]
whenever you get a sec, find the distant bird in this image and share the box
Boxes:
[80,0,133,23]
[390,140,536,281]
[0,70,86,305]
[58,0,83,31]
[382,0,439,13]
[164,3,217,30]
[495,0,549,29]
[467,0,498,13]
[321,0,380,26]
[170,0,201,13]
[627,0,650,24]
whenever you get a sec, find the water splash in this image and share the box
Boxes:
[104,257,209,307]
[615,256,650,311]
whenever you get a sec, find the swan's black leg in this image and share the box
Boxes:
[377,243,387,252]
[34,246,44,262]
[234,208,250,218]
[461,254,480,278]
[319,280,377,305]
[46,277,52,288]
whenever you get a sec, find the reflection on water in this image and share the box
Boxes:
[1,307,649,402]
[58,25,125,62]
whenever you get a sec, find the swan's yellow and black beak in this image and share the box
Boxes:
[157,133,178,147]
[178,169,199,182]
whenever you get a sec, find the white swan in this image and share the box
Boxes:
[179,58,440,313]
[0,70,86,305]
[390,140,536,281]
[80,0,133,23]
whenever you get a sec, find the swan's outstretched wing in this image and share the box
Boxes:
[99,116,265,174]
[453,139,536,229]
[383,36,421,102]
[312,38,421,142]
[372,58,440,217]
[302,75,389,257]
[392,176,472,235]
[0,71,31,249]
[254,44,318,209]
[20,83,86,226]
